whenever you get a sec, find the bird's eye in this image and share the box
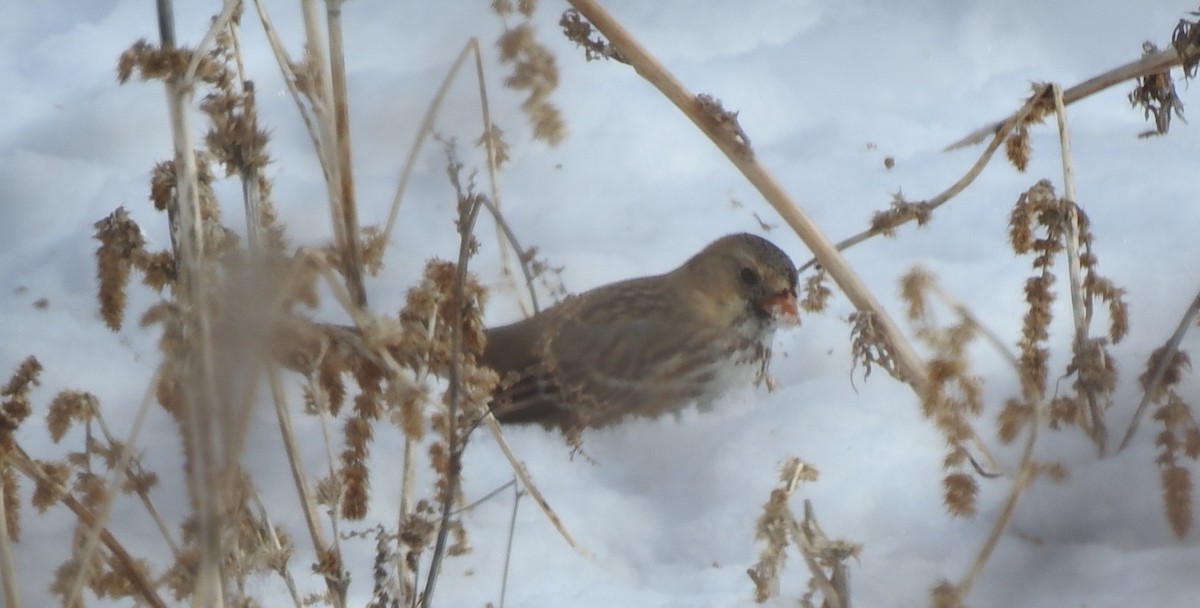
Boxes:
[739,267,760,286]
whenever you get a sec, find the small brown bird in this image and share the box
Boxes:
[483,233,799,430]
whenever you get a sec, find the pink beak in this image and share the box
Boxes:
[762,292,800,325]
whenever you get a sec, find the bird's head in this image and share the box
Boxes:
[684,233,800,327]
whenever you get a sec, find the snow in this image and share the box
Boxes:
[3,1,1200,607]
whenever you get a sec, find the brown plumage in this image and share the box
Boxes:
[482,233,799,430]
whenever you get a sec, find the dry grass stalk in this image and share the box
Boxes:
[322,0,367,308]
[56,375,161,607]
[562,0,930,397]
[947,25,1200,150]
[747,458,859,606]
[900,270,1053,604]
[1052,84,1113,455]
[1007,177,1127,452]
[150,3,236,604]
[796,85,1049,276]
[419,145,488,608]
[0,471,15,608]
[1120,291,1200,450]
[1117,293,1200,538]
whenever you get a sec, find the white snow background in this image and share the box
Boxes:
[2,1,1200,607]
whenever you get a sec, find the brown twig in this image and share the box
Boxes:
[63,371,163,606]
[268,366,348,606]
[796,89,1046,275]
[324,0,367,308]
[922,281,1045,602]
[0,465,18,608]
[946,39,1200,150]
[375,38,544,316]
[154,0,225,602]
[419,186,485,608]
[1119,290,1200,451]
[8,449,169,608]
[1052,84,1109,455]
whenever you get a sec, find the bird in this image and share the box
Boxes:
[482,233,800,431]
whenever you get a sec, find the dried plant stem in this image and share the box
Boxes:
[0,468,17,608]
[375,39,544,315]
[566,0,927,393]
[793,500,848,608]
[925,283,1044,601]
[8,449,169,608]
[323,0,367,308]
[184,0,241,83]
[381,41,472,247]
[299,0,364,312]
[267,366,347,607]
[1119,290,1200,451]
[421,193,484,608]
[797,90,1045,275]
[478,195,544,313]
[958,418,1038,600]
[64,371,162,607]
[927,283,1021,372]
[250,0,330,180]
[155,0,225,602]
[947,39,1200,150]
[481,413,590,556]
[1052,84,1109,455]
[467,39,540,316]
[396,295,443,597]
[499,482,522,608]
[249,490,306,608]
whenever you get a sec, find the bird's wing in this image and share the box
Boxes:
[490,295,722,428]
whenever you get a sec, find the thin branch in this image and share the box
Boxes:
[1053,84,1108,455]
[381,41,472,248]
[420,191,485,608]
[499,483,522,608]
[797,90,1045,275]
[8,449,169,608]
[1119,290,1200,451]
[268,366,347,607]
[923,284,1045,602]
[323,0,367,308]
[0,465,18,608]
[155,0,225,602]
[64,370,163,607]
[481,412,590,556]
[947,39,1200,150]
[249,0,331,181]
[249,487,306,608]
[469,38,541,316]
[184,0,241,84]
[375,39,544,315]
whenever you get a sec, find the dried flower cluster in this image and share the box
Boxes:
[1140,348,1200,537]
[799,268,832,314]
[747,458,858,607]
[559,8,628,63]
[849,310,900,383]
[494,10,566,146]
[1002,85,1058,172]
[1129,42,1187,138]
[901,270,987,517]
[1006,179,1127,450]
[869,192,936,236]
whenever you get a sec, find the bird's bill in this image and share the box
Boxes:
[762,292,800,325]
